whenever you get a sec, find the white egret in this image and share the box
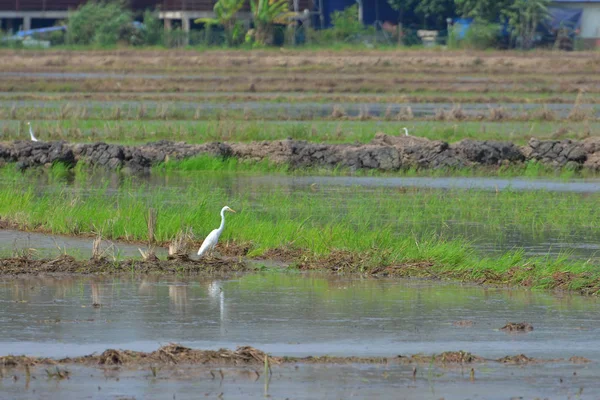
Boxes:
[197,206,236,257]
[26,122,38,142]
[403,127,409,136]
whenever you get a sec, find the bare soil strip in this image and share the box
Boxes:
[0,254,249,276]
[0,50,598,95]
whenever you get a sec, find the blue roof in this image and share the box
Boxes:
[15,26,66,38]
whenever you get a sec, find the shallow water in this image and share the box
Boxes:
[263,175,600,193]
[4,170,599,262]
[1,99,597,118]
[1,362,596,400]
[0,274,599,399]
[0,229,165,259]
[0,274,598,358]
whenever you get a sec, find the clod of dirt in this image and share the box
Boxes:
[0,355,50,367]
[400,351,483,365]
[497,354,536,364]
[453,320,474,327]
[500,322,534,332]
[79,344,277,367]
[98,349,132,365]
[569,356,592,364]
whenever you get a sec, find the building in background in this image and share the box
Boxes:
[551,0,600,48]
[0,0,314,33]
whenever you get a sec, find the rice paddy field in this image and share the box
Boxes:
[1,49,600,399]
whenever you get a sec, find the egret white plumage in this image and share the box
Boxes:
[27,122,38,142]
[197,206,236,257]
[403,127,409,136]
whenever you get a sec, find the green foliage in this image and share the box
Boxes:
[47,28,66,46]
[142,10,163,46]
[505,0,551,49]
[462,20,500,49]
[455,0,513,22]
[250,0,294,45]
[66,1,133,46]
[387,0,409,15]
[329,5,369,41]
[196,0,246,46]
[413,0,456,29]
[1,172,600,291]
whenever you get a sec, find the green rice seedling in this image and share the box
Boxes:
[1,172,599,287]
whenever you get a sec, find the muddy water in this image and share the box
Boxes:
[0,274,599,399]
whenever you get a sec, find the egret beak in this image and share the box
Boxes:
[228,208,237,213]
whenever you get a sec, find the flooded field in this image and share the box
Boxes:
[3,171,599,263]
[1,49,599,398]
[0,274,598,399]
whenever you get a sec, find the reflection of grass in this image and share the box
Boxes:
[0,173,600,291]
[234,272,598,311]
[1,119,598,145]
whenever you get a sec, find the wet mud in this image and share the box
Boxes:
[0,245,599,296]
[501,322,535,332]
[0,254,249,276]
[0,344,587,369]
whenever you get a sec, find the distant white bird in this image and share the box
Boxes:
[403,127,409,136]
[197,206,236,257]
[26,122,38,142]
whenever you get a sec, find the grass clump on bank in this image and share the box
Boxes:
[0,174,599,293]
[1,119,597,147]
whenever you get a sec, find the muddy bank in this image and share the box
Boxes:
[0,343,589,368]
[2,249,600,296]
[2,134,600,173]
[0,254,249,276]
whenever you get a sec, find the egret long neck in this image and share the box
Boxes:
[217,209,226,233]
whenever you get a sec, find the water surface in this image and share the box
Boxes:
[0,274,598,359]
[0,274,598,399]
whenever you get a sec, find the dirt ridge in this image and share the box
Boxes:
[2,134,600,173]
[0,343,591,368]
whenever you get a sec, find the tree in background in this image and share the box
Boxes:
[388,0,455,37]
[142,10,163,46]
[387,0,409,43]
[329,4,366,41]
[195,0,246,46]
[454,0,513,22]
[505,0,550,49]
[249,0,295,45]
[67,1,133,46]
[413,0,456,30]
